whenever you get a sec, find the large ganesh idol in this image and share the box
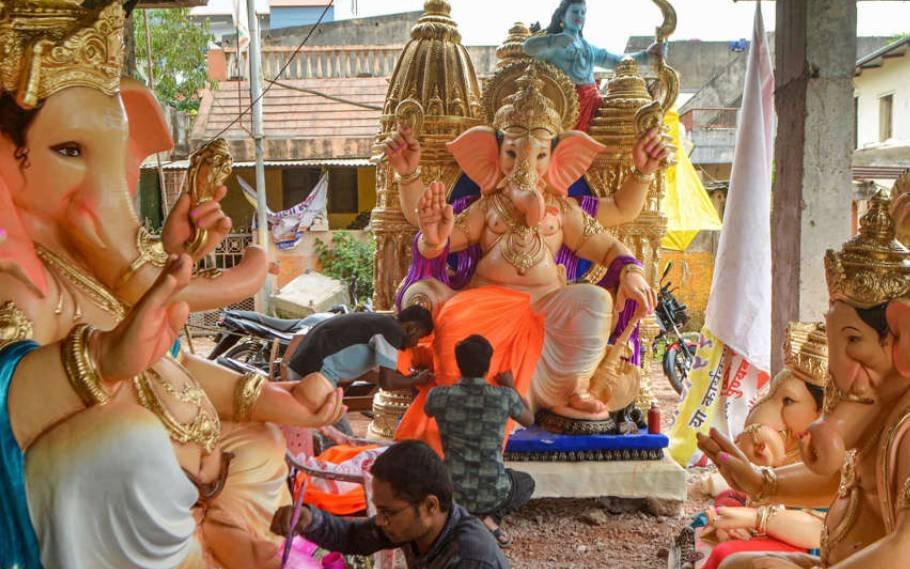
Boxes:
[697,192,910,569]
[385,64,669,454]
[0,2,344,568]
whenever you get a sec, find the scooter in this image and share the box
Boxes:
[654,262,697,395]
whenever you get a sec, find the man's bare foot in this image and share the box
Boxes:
[482,516,511,548]
[568,393,607,414]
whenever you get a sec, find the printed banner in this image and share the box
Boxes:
[669,327,727,467]
[239,174,330,249]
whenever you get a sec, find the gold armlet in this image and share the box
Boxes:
[396,166,423,185]
[234,372,266,422]
[117,228,170,289]
[753,467,779,504]
[0,300,34,352]
[61,324,111,406]
[629,166,656,185]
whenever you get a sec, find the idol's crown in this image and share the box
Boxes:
[825,190,910,308]
[782,322,827,388]
[0,0,124,109]
[492,64,563,137]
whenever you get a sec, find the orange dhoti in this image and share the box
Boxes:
[394,286,545,456]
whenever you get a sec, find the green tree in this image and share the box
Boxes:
[314,232,376,306]
[133,9,214,113]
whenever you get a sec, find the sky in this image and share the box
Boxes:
[334,1,910,52]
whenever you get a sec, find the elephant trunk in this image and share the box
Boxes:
[63,178,266,313]
[799,398,881,476]
[507,160,546,228]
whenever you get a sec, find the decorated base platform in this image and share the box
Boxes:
[503,426,686,502]
[504,426,669,462]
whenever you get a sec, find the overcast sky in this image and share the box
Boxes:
[334,1,910,52]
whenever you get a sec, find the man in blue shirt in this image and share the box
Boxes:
[287,305,434,391]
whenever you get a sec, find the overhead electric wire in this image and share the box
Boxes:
[266,79,383,111]
[205,0,336,143]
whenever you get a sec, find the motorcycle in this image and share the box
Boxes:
[654,262,697,395]
[208,305,350,379]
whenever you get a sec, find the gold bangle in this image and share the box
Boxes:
[629,166,656,185]
[61,324,111,406]
[234,371,266,422]
[396,166,422,185]
[418,233,446,251]
[620,263,646,281]
[753,467,779,504]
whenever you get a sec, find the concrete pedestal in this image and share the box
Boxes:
[506,455,687,502]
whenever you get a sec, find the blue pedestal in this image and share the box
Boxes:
[505,426,668,462]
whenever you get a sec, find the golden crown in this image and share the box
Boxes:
[825,190,910,309]
[782,321,828,388]
[492,63,563,137]
[0,0,124,109]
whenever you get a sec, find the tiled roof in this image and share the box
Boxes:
[190,76,387,161]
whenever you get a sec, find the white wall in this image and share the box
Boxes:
[855,53,910,148]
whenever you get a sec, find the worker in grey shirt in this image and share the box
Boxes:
[272,440,508,569]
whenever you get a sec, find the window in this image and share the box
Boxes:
[328,168,359,214]
[880,94,893,142]
[282,167,322,209]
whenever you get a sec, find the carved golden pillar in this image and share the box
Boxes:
[585,58,674,411]
[369,0,483,439]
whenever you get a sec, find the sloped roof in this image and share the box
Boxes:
[191,76,387,161]
[856,36,910,74]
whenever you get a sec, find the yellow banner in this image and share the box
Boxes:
[668,327,727,466]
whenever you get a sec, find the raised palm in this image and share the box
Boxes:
[96,254,192,383]
[161,185,233,261]
[632,127,673,175]
[418,181,454,247]
[697,428,764,497]
[383,125,421,176]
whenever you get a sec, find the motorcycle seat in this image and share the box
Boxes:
[222,310,333,335]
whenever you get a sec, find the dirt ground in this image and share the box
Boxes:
[193,336,711,568]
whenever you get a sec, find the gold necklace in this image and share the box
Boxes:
[133,364,221,454]
[491,193,546,275]
[35,245,126,321]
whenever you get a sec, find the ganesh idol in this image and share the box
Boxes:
[697,191,910,569]
[0,1,344,568]
[382,65,670,454]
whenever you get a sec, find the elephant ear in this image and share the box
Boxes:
[546,130,606,196]
[0,174,46,295]
[887,298,910,377]
[120,78,174,196]
[446,126,502,194]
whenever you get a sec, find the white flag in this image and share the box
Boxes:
[232,0,250,52]
[704,2,775,373]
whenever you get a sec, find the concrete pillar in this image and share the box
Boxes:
[771,0,857,373]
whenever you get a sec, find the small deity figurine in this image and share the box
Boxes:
[385,65,670,453]
[697,191,910,569]
[523,0,664,130]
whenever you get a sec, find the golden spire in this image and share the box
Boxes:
[825,190,910,308]
[0,0,124,109]
[492,64,563,137]
[588,57,652,149]
[783,322,828,388]
[411,0,460,43]
[496,22,532,68]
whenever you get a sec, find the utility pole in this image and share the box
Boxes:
[246,0,272,312]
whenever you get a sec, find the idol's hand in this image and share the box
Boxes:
[697,428,765,497]
[162,185,233,261]
[713,506,759,532]
[618,271,656,316]
[632,128,672,176]
[383,125,421,178]
[417,181,454,248]
[96,255,191,383]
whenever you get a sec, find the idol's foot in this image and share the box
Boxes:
[568,392,607,414]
